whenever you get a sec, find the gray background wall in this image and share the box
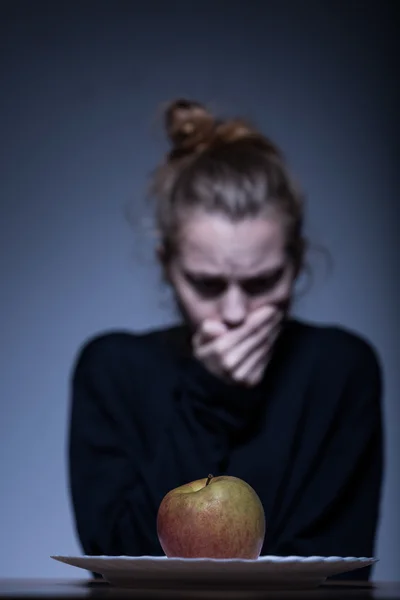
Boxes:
[0,0,398,581]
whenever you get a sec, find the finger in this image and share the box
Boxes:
[234,337,278,387]
[223,321,271,373]
[198,320,227,344]
[223,310,282,372]
[246,354,270,387]
[231,343,269,386]
[193,320,226,349]
[225,304,277,347]
[198,304,277,359]
[228,317,283,384]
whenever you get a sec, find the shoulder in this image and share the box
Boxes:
[289,318,382,375]
[72,324,188,375]
[287,320,383,421]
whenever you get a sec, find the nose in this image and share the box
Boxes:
[220,285,247,329]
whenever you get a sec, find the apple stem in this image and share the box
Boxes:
[206,474,213,486]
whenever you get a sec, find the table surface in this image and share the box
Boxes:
[0,579,399,599]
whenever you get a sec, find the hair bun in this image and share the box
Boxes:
[214,120,259,144]
[164,98,280,160]
[165,99,215,155]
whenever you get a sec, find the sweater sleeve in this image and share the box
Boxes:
[272,338,384,580]
[68,333,248,558]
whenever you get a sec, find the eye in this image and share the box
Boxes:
[186,275,226,298]
[242,268,285,296]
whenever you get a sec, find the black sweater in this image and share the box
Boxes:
[68,318,384,580]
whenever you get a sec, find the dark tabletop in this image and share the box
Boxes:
[0,580,399,600]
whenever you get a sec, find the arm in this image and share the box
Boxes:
[68,334,233,558]
[273,339,384,580]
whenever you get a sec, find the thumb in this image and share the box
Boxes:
[202,319,227,340]
[193,319,227,348]
[202,319,226,340]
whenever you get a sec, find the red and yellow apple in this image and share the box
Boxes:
[157,474,265,559]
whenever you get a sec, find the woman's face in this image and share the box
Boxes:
[163,210,297,331]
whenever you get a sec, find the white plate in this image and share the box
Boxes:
[51,555,376,592]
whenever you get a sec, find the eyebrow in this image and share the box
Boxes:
[183,265,285,281]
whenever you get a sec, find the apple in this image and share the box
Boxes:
[157,474,265,559]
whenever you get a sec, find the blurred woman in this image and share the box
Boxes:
[68,99,383,580]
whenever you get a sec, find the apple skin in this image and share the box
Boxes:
[156,475,266,560]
